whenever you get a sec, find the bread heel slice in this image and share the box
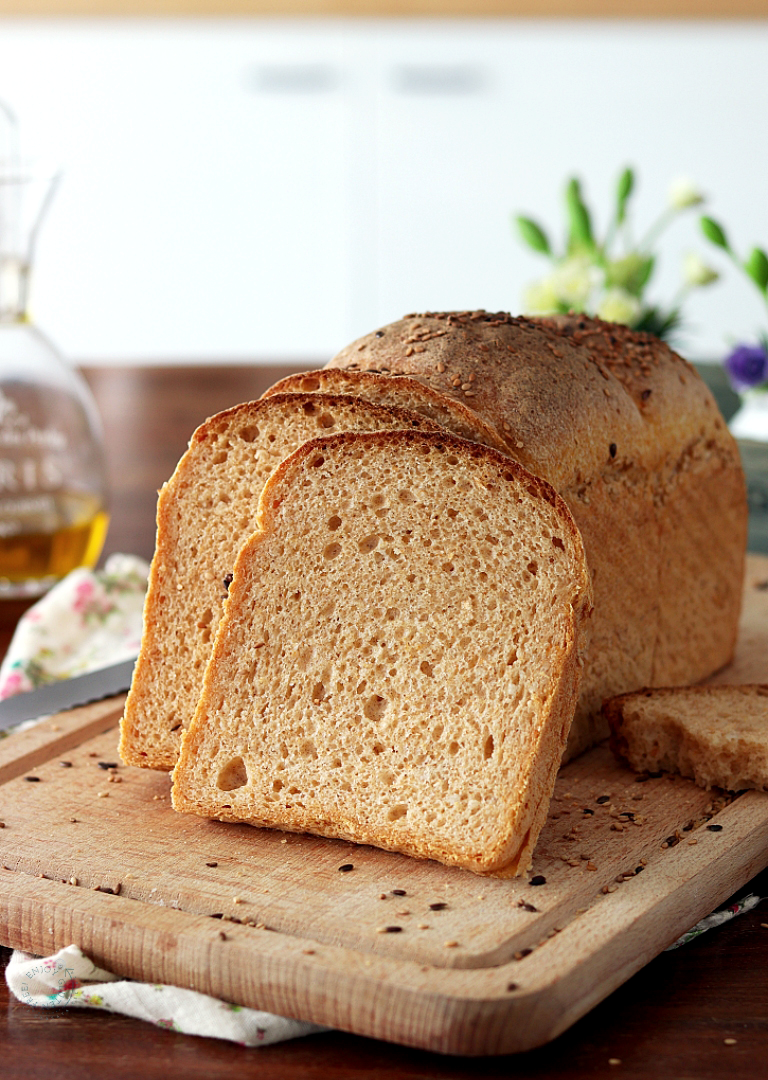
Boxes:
[605,684,768,792]
[172,430,593,876]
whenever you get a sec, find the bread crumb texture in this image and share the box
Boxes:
[322,311,747,761]
[119,394,439,770]
[172,431,592,875]
[605,684,768,791]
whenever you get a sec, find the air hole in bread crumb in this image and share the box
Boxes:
[372,742,384,755]
[324,543,342,560]
[328,515,342,531]
[442,562,455,573]
[311,682,326,704]
[217,757,248,791]
[318,413,335,429]
[448,741,460,756]
[358,534,380,554]
[302,401,317,415]
[238,425,259,443]
[484,734,495,760]
[300,740,318,760]
[447,508,458,519]
[446,455,459,466]
[552,536,565,551]
[364,695,388,723]
[272,779,283,792]
[399,490,416,503]
[420,661,434,677]
[527,561,538,575]
[388,805,408,822]
[310,455,325,468]
[211,450,227,465]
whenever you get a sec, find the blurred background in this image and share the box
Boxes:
[0,5,766,366]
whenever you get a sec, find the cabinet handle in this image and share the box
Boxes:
[247,65,339,94]
[390,65,485,95]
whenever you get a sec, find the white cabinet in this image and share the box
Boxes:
[0,19,765,363]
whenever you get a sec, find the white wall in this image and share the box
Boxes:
[0,18,766,365]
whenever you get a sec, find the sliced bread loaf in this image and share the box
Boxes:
[605,685,768,791]
[171,431,593,875]
[321,311,747,760]
[119,393,440,771]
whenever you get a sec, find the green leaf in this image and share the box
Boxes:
[744,247,768,293]
[514,215,552,256]
[700,216,730,251]
[604,253,654,295]
[565,177,595,253]
[632,305,682,343]
[616,167,635,225]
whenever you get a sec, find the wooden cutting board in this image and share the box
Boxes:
[1,554,768,1057]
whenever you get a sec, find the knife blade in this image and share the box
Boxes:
[0,656,137,731]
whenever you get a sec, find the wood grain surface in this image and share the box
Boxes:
[1,365,768,1077]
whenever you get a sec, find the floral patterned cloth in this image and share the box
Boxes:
[0,554,150,701]
[5,945,325,1046]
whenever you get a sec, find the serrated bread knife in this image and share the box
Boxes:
[0,657,136,732]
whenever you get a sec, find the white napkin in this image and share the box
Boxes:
[5,945,324,1046]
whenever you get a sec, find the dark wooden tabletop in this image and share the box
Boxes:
[1,364,768,1080]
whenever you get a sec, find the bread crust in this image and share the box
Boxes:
[321,311,748,760]
[172,430,593,874]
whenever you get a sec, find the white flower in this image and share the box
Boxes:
[668,177,705,210]
[597,287,641,326]
[682,252,719,287]
[550,256,601,308]
[522,279,559,314]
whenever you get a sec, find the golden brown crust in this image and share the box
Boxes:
[262,368,509,453]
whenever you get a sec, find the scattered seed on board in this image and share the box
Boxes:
[530,875,547,886]
[338,864,354,873]
[724,1038,737,1046]
[429,902,447,911]
[377,926,403,934]
[206,862,218,867]
[707,824,723,832]
[392,888,407,896]
[444,941,459,948]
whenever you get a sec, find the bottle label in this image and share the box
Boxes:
[0,388,67,494]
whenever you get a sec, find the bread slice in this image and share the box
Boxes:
[119,393,440,771]
[262,368,509,453]
[171,431,593,875]
[323,311,747,761]
[605,685,768,791]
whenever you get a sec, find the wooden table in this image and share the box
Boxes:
[1,365,768,1080]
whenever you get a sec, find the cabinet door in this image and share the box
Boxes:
[371,21,768,360]
[0,21,353,362]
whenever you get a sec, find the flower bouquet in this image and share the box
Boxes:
[514,168,719,342]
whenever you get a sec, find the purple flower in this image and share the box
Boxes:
[724,343,768,392]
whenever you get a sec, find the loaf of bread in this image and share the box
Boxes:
[309,311,747,760]
[605,685,768,791]
[171,431,593,875]
[120,393,440,770]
